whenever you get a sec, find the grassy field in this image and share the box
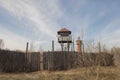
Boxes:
[0,66,120,80]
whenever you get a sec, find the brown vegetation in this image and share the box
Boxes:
[43,51,114,70]
[0,66,120,80]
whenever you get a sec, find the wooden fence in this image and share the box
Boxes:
[0,50,40,72]
[43,51,114,70]
[0,50,114,72]
[26,52,40,72]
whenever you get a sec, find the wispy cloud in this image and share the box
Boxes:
[0,0,63,50]
[0,25,47,50]
[0,25,30,50]
[0,0,120,50]
[0,0,62,38]
[100,25,120,47]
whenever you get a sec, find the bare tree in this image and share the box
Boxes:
[98,41,101,53]
[111,47,120,66]
[102,44,109,53]
[111,47,120,54]
[85,40,98,53]
[80,25,85,54]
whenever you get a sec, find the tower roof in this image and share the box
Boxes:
[58,28,71,34]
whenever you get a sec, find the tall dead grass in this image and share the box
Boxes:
[0,66,119,80]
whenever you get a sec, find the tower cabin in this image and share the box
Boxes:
[57,28,72,51]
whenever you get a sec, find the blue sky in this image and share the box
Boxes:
[0,0,120,51]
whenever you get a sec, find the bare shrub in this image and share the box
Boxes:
[111,47,120,66]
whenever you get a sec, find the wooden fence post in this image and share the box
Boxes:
[25,42,29,72]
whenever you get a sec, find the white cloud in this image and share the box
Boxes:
[0,26,29,50]
[0,25,48,51]
[0,0,63,50]
[98,17,120,48]
[0,0,120,51]
[0,0,62,38]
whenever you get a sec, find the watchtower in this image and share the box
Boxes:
[57,28,72,51]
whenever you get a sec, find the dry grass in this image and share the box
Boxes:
[0,66,120,80]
